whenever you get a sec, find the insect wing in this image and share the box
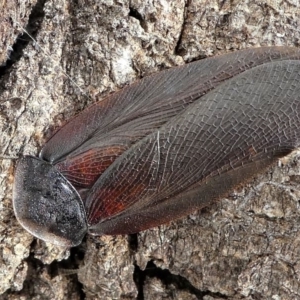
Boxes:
[86,59,300,235]
[42,47,300,189]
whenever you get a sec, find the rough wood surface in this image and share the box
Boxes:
[0,0,300,299]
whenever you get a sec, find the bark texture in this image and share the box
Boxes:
[0,0,300,299]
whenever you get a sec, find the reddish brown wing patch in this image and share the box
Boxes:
[87,182,147,222]
[56,146,127,188]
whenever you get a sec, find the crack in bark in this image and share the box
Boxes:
[0,0,47,78]
[134,260,229,299]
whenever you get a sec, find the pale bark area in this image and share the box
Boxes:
[0,0,300,299]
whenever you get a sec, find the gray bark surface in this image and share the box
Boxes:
[0,0,300,299]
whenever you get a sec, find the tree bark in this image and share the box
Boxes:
[1,0,300,299]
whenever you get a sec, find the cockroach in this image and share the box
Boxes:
[13,46,300,247]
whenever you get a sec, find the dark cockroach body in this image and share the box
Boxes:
[13,47,300,247]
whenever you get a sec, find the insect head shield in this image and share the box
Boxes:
[13,156,87,247]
